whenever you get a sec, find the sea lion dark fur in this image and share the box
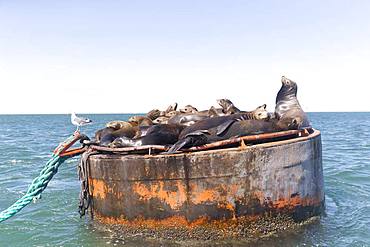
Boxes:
[96,126,138,146]
[275,76,310,129]
[167,117,301,153]
[109,124,185,148]
[177,104,269,139]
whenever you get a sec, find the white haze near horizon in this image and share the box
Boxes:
[1,1,370,114]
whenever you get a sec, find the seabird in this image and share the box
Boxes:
[71,113,92,131]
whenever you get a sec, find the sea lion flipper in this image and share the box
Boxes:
[167,138,191,153]
[216,120,236,136]
[167,131,208,153]
[184,130,210,137]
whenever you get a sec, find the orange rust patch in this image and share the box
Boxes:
[89,178,107,199]
[273,196,322,209]
[191,189,218,204]
[89,178,124,200]
[251,191,322,210]
[132,181,187,210]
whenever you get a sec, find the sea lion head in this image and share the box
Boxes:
[276,76,298,103]
[252,104,270,120]
[217,99,233,109]
[128,116,153,126]
[128,116,142,124]
[146,109,161,120]
[165,103,178,113]
[153,116,169,124]
[207,106,219,117]
[106,121,132,130]
[180,105,198,113]
[166,111,179,117]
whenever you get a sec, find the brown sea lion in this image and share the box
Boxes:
[166,102,178,112]
[146,109,161,120]
[109,124,185,148]
[128,116,153,127]
[153,116,169,125]
[205,106,224,117]
[165,111,180,118]
[275,76,310,129]
[106,120,132,130]
[180,105,198,114]
[217,99,241,115]
[159,103,178,117]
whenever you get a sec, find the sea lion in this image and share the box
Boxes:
[217,99,241,115]
[106,120,132,130]
[128,116,153,126]
[95,127,116,143]
[146,109,161,120]
[167,113,210,126]
[205,106,224,117]
[177,104,270,139]
[167,104,270,153]
[180,105,198,114]
[275,76,310,129]
[166,102,178,112]
[109,124,185,148]
[166,117,300,153]
[165,110,180,118]
[159,103,178,117]
[96,124,139,146]
[153,116,169,125]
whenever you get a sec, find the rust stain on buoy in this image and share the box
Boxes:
[83,129,324,230]
[132,181,187,210]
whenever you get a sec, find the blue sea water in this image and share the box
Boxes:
[0,113,369,246]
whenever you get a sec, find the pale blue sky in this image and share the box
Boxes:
[0,1,369,113]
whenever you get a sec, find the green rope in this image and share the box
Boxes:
[0,134,79,223]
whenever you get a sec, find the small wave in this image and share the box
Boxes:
[10,159,23,164]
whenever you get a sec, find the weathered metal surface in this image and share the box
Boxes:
[84,129,324,228]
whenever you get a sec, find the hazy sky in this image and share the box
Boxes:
[1,0,369,114]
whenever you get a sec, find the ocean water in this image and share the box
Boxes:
[0,113,369,246]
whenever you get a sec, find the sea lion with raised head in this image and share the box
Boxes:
[217,99,241,115]
[146,109,161,120]
[275,76,310,129]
